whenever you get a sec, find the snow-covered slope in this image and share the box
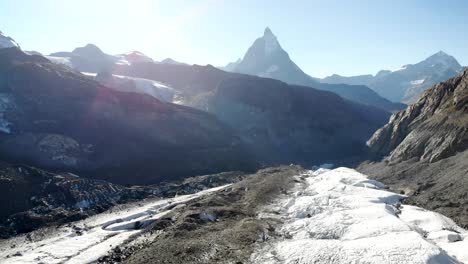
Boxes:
[0,31,20,49]
[45,55,73,68]
[251,168,467,263]
[0,185,229,264]
[82,72,177,103]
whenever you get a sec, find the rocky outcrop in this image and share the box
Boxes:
[0,48,257,185]
[367,69,468,163]
[360,70,468,227]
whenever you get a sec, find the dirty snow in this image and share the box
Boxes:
[251,168,467,264]
[0,185,229,264]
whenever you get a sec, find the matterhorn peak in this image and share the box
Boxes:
[264,27,275,37]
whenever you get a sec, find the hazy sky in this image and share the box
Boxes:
[2,0,467,77]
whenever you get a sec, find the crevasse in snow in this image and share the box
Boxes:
[251,168,468,264]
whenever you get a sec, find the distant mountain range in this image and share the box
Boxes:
[222,27,405,113]
[0,31,389,185]
[321,51,465,104]
[46,44,187,73]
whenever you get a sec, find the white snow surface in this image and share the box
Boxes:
[0,31,19,49]
[113,74,177,102]
[0,185,229,264]
[411,79,426,85]
[251,168,468,264]
[45,56,73,68]
[81,72,176,102]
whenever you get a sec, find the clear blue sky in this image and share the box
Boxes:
[1,0,467,77]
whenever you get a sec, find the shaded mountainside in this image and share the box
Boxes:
[226,27,404,112]
[0,48,256,185]
[115,63,390,166]
[359,69,468,227]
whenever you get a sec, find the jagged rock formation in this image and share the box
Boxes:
[360,70,468,227]
[367,69,468,163]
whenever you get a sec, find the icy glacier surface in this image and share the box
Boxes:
[251,168,468,264]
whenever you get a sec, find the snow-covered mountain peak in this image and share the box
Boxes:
[0,31,20,49]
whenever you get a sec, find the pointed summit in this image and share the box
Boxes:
[264,27,275,37]
[233,27,314,86]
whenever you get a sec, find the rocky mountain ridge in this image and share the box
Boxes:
[359,69,468,227]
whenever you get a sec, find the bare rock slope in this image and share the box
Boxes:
[360,70,468,227]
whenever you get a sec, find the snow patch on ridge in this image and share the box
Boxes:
[251,167,468,263]
[45,56,73,68]
[411,79,425,85]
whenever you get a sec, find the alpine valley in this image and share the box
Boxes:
[0,19,467,264]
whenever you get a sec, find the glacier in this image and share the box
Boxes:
[251,168,468,264]
[0,185,229,264]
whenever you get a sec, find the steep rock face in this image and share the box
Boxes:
[367,70,468,163]
[116,61,390,166]
[0,48,256,185]
[234,27,315,86]
[360,70,468,227]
